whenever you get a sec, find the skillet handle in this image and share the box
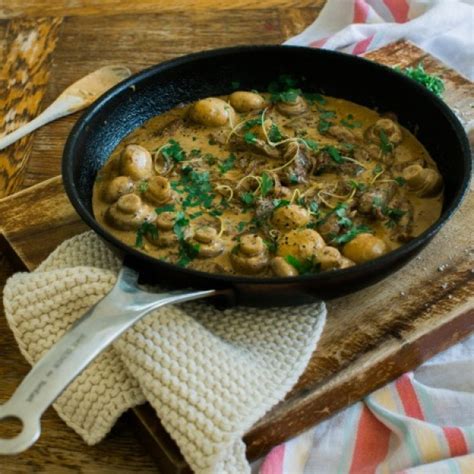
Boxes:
[0,266,216,454]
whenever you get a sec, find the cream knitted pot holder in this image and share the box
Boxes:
[3,231,326,474]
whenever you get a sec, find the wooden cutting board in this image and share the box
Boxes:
[0,9,473,473]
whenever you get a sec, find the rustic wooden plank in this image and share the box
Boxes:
[22,8,318,188]
[0,0,324,19]
[0,16,62,197]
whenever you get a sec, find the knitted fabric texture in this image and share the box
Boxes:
[3,231,326,474]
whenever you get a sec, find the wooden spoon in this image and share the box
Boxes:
[0,65,132,150]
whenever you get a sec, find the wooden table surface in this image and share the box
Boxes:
[0,1,322,472]
[1,2,473,474]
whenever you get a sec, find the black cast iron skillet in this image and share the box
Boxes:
[0,46,470,453]
[63,45,470,305]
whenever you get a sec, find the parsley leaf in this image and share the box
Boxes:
[244,131,258,144]
[300,138,318,151]
[394,176,406,186]
[237,221,248,232]
[261,172,273,197]
[373,163,383,175]
[161,139,186,163]
[284,255,321,275]
[268,123,283,142]
[349,180,367,191]
[155,204,175,214]
[318,119,333,133]
[330,225,373,245]
[135,222,158,248]
[218,153,236,174]
[177,240,200,267]
[138,180,149,193]
[264,239,278,254]
[240,192,255,207]
[303,92,326,104]
[323,145,345,164]
[396,62,444,97]
[320,110,336,120]
[273,198,290,209]
[340,115,362,129]
[379,130,393,154]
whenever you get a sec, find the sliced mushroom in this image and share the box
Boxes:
[272,204,310,230]
[102,176,135,203]
[276,96,308,117]
[342,233,387,263]
[230,234,269,274]
[277,229,325,261]
[146,231,177,248]
[105,194,154,230]
[155,211,176,231]
[190,226,224,258]
[402,164,443,197]
[270,256,299,277]
[365,118,402,147]
[229,91,265,112]
[189,98,235,127]
[120,144,153,180]
[144,176,174,205]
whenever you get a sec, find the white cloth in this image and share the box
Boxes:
[3,231,326,474]
[285,0,474,81]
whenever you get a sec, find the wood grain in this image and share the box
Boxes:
[0,0,324,19]
[0,16,62,197]
[22,8,319,188]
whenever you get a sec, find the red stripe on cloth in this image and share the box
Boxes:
[442,427,469,457]
[353,0,370,23]
[395,373,425,420]
[383,0,410,23]
[352,34,375,55]
[260,443,285,474]
[309,37,329,48]
[349,406,391,474]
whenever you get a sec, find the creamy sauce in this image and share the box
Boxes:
[93,90,443,277]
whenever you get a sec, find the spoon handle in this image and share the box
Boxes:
[0,266,216,454]
[0,96,82,151]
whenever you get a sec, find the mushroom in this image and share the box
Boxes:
[315,246,343,270]
[144,176,174,205]
[402,164,442,197]
[119,144,153,180]
[105,194,154,230]
[342,233,387,263]
[230,234,269,274]
[270,256,299,277]
[189,226,224,258]
[272,204,310,230]
[189,97,235,127]
[229,91,265,112]
[102,176,135,203]
[365,118,402,147]
[276,95,308,117]
[277,229,326,261]
[327,125,360,143]
[145,211,177,248]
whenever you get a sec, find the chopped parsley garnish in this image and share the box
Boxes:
[161,139,186,163]
[340,114,362,129]
[372,197,407,227]
[204,153,217,165]
[138,180,149,193]
[284,255,321,275]
[395,62,444,97]
[190,148,201,157]
[218,153,236,174]
[244,131,258,144]
[209,209,223,217]
[334,202,352,228]
[261,172,273,197]
[319,110,336,120]
[300,138,318,151]
[243,117,262,130]
[237,221,248,232]
[341,142,355,152]
[155,204,175,214]
[189,210,204,219]
[349,180,367,191]
[309,201,320,216]
[240,192,255,207]
[268,75,301,103]
[177,240,200,267]
[268,123,283,142]
[379,130,393,154]
[394,176,406,186]
[373,163,383,175]
[173,168,214,209]
[289,173,299,184]
[330,225,372,245]
[273,198,290,209]
[135,222,158,248]
[318,119,333,133]
[303,92,326,104]
[264,239,278,254]
[323,145,345,164]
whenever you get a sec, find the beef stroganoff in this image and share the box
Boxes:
[93,80,443,277]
